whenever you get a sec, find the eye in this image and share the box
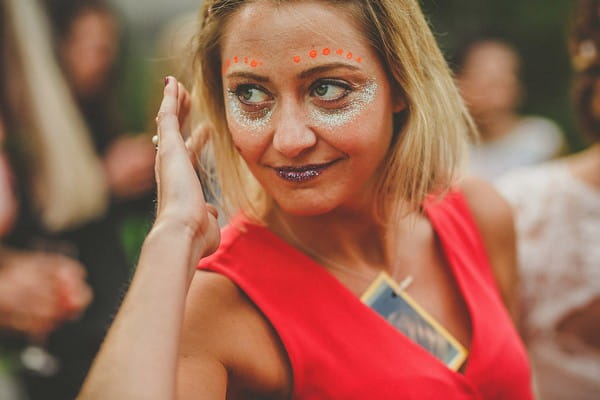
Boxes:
[310,80,351,102]
[235,84,272,105]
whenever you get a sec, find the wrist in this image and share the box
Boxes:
[142,218,209,273]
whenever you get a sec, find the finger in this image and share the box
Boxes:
[206,204,219,219]
[156,76,184,151]
[178,82,192,137]
[185,124,210,163]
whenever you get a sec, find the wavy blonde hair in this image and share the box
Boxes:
[192,0,475,224]
[3,0,108,231]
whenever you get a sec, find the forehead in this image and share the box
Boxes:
[220,1,371,60]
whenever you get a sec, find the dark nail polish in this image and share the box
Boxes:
[164,76,170,87]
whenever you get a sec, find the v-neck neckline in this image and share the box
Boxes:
[248,209,478,381]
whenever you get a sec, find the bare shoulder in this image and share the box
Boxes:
[459,176,519,320]
[459,175,514,236]
[178,270,292,399]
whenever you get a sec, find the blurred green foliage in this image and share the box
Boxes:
[422,0,585,151]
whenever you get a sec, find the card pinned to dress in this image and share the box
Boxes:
[361,272,468,371]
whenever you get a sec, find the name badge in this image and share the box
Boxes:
[361,272,468,371]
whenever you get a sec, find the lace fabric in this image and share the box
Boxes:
[497,161,600,399]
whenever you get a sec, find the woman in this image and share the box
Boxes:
[79,0,532,398]
[497,1,600,398]
[456,38,564,181]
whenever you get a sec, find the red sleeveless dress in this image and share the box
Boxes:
[197,191,533,399]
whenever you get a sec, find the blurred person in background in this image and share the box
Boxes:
[496,1,600,398]
[456,38,565,181]
[0,0,135,398]
[45,0,156,206]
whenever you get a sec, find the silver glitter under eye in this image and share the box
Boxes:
[309,80,378,129]
[226,91,272,132]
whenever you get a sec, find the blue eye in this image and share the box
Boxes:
[311,81,350,101]
[236,85,271,104]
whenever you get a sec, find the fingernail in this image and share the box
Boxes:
[164,76,170,87]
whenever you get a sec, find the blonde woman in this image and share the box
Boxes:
[80,0,532,398]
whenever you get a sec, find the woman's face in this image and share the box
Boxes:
[458,42,521,119]
[62,9,119,98]
[221,0,404,216]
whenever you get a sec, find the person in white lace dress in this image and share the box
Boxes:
[497,2,600,398]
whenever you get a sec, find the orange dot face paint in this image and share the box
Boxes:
[222,47,364,75]
[293,47,364,65]
[222,56,264,73]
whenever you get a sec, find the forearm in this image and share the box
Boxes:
[78,222,204,400]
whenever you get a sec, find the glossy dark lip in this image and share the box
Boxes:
[272,159,340,183]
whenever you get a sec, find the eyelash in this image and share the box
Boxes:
[309,79,352,105]
[229,79,354,113]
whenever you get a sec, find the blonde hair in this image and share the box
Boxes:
[193,0,475,224]
[3,0,108,231]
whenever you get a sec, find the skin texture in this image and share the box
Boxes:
[78,2,518,399]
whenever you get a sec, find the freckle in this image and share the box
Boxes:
[309,49,317,58]
[244,57,248,63]
[346,52,353,59]
[233,56,239,63]
[356,57,362,63]
[250,59,258,67]
[336,48,344,55]
[322,48,330,55]
[293,56,301,63]
[259,61,263,66]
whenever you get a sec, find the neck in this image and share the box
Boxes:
[475,111,520,142]
[266,205,391,277]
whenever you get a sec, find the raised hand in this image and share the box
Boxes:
[153,76,220,270]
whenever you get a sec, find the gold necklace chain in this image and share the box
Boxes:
[274,216,414,291]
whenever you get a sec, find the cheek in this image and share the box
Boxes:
[225,92,272,135]
[229,126,269,162]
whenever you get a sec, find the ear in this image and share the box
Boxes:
[392,93,407,113]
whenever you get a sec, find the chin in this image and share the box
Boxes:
[274,198,336,217]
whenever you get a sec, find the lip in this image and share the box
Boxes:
[273,159,339,183]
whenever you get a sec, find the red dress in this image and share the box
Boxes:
[197,191,533,399]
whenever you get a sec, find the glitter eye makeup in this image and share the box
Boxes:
[226,86,273,132]
[309,79,378,129]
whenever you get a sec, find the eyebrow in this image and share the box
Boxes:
[298,62,361,79]
[225,62,362,82]
[225,71,270,82]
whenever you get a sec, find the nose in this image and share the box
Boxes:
[272,101,317,158]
